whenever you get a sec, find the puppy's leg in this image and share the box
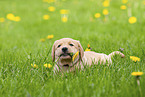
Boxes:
[100,56,112,66]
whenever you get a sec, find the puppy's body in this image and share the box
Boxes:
[52,38,125,73]
[83,51,124,66]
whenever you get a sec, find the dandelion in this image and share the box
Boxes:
[120,5,127,10]
[130,56,140,62]
[47,35,54,39]
[131,72,143,85]
[128,17,137,24]
[85,48,91,51]
[103,0,110,7]
[40,39,45,42]
[122,0,128,4]
[85,44,91,51]
[72,51,79,61]
[143,1,145,5]
[44,64,52,68]
[31,64,38,68]
[131,72,143,76]
[43,15,50,20]
[7,13,15,21]
[14,16,21,22]
[6,13,21,22]
[131,71,143,96]
[48,6,55,12]
[94,13,101,18]
[103,9,109,15]
[60,9,69,14]
[61,16,68,22]
[0,17,5,22]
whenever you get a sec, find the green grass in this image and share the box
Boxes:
[0,0,145,96]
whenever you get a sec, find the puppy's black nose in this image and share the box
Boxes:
[62,47,68,52]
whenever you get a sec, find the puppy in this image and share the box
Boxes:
[52,38,125,73]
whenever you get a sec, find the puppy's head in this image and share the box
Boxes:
[51,38,84,66]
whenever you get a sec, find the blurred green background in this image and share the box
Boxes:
[0,0,145,97]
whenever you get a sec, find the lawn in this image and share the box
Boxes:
[0,0,145,97]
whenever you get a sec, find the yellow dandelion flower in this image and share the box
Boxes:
[40,39,45,42]
[94,13,101,18]
[44,64,52,68]
[31,64,38,68]
[14,16,21,22]
[103,9,109,15]
[43,15,50,20]
[120,5,127,10]
[122,0,128,4]
[48,6,55,12]
[7,13,15,21]
[47,35,54,39]
[72,51,79,61]
[130,56,140,62]
[60,9,69,14]
[131,72,143,76]
[85,48,91,51]
[103,0,110,7]
[128,17,137,24]
[61,16,68,22]
[0,17,5,22]
[143,1,145,5]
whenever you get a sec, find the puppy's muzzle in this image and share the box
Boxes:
[62,47,68,53]
[59,47,71,59]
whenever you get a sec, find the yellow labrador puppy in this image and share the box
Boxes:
[52,38,125,73]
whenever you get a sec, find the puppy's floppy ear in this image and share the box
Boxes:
[51,42,56,62]
[76,41,84,59]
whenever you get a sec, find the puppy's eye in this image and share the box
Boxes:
[57,45,61,48]
[69,44,74,46]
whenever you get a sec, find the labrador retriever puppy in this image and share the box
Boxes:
[52,38,125,73]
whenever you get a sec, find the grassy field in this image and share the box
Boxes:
[0,0,145,96]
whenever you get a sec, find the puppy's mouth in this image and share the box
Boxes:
[60,53,72,59]
[60,53,71,56]
[63,64,69,67]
